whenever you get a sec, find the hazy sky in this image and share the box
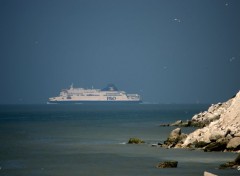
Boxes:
[0,0,240,104]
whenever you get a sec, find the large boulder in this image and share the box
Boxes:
[169,128,181,139]
[204,138,228,152]
[209,130,226,142]
[165,128,181,144]
[183,127,212,146]
[226,137,240,150]
[163,128,187,148]
[194,141,210,148]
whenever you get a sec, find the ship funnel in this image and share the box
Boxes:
[101,84,118,91]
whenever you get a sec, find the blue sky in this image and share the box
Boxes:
[0,0,240,104]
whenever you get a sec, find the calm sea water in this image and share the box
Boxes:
[0,104,239,176]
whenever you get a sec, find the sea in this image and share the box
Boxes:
[0,104,239,176]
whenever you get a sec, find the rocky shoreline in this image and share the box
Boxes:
[160,91,240,153]
[158,90,240,172]
[127,91,240,173]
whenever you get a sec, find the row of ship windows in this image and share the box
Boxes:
[64,94,122,96]
[63,94,99,96]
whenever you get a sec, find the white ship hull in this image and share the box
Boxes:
[48,84,142,104]
[48,100,142,104]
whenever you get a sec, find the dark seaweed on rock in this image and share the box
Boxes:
[156,161,178,168]
[128,138,145,144]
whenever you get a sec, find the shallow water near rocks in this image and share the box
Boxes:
[0,104,239,176]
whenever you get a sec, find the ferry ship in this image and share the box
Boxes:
[48,84,142,104]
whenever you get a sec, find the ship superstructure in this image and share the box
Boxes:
[48,84,142,104]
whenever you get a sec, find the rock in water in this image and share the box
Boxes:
[204,171,218,176]
[170,120,182,126]
[164,128,181,146]
[156,161,178,168]
[226,137,240,151]
[169,128,181,138]
[160,120,191,127]
[234,153,240,164]
[128,138,145,144]
[219,153,240,169]
[163,128,188,148]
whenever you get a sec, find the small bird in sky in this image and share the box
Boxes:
[229,57,235,62]
[173,18,181,23]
